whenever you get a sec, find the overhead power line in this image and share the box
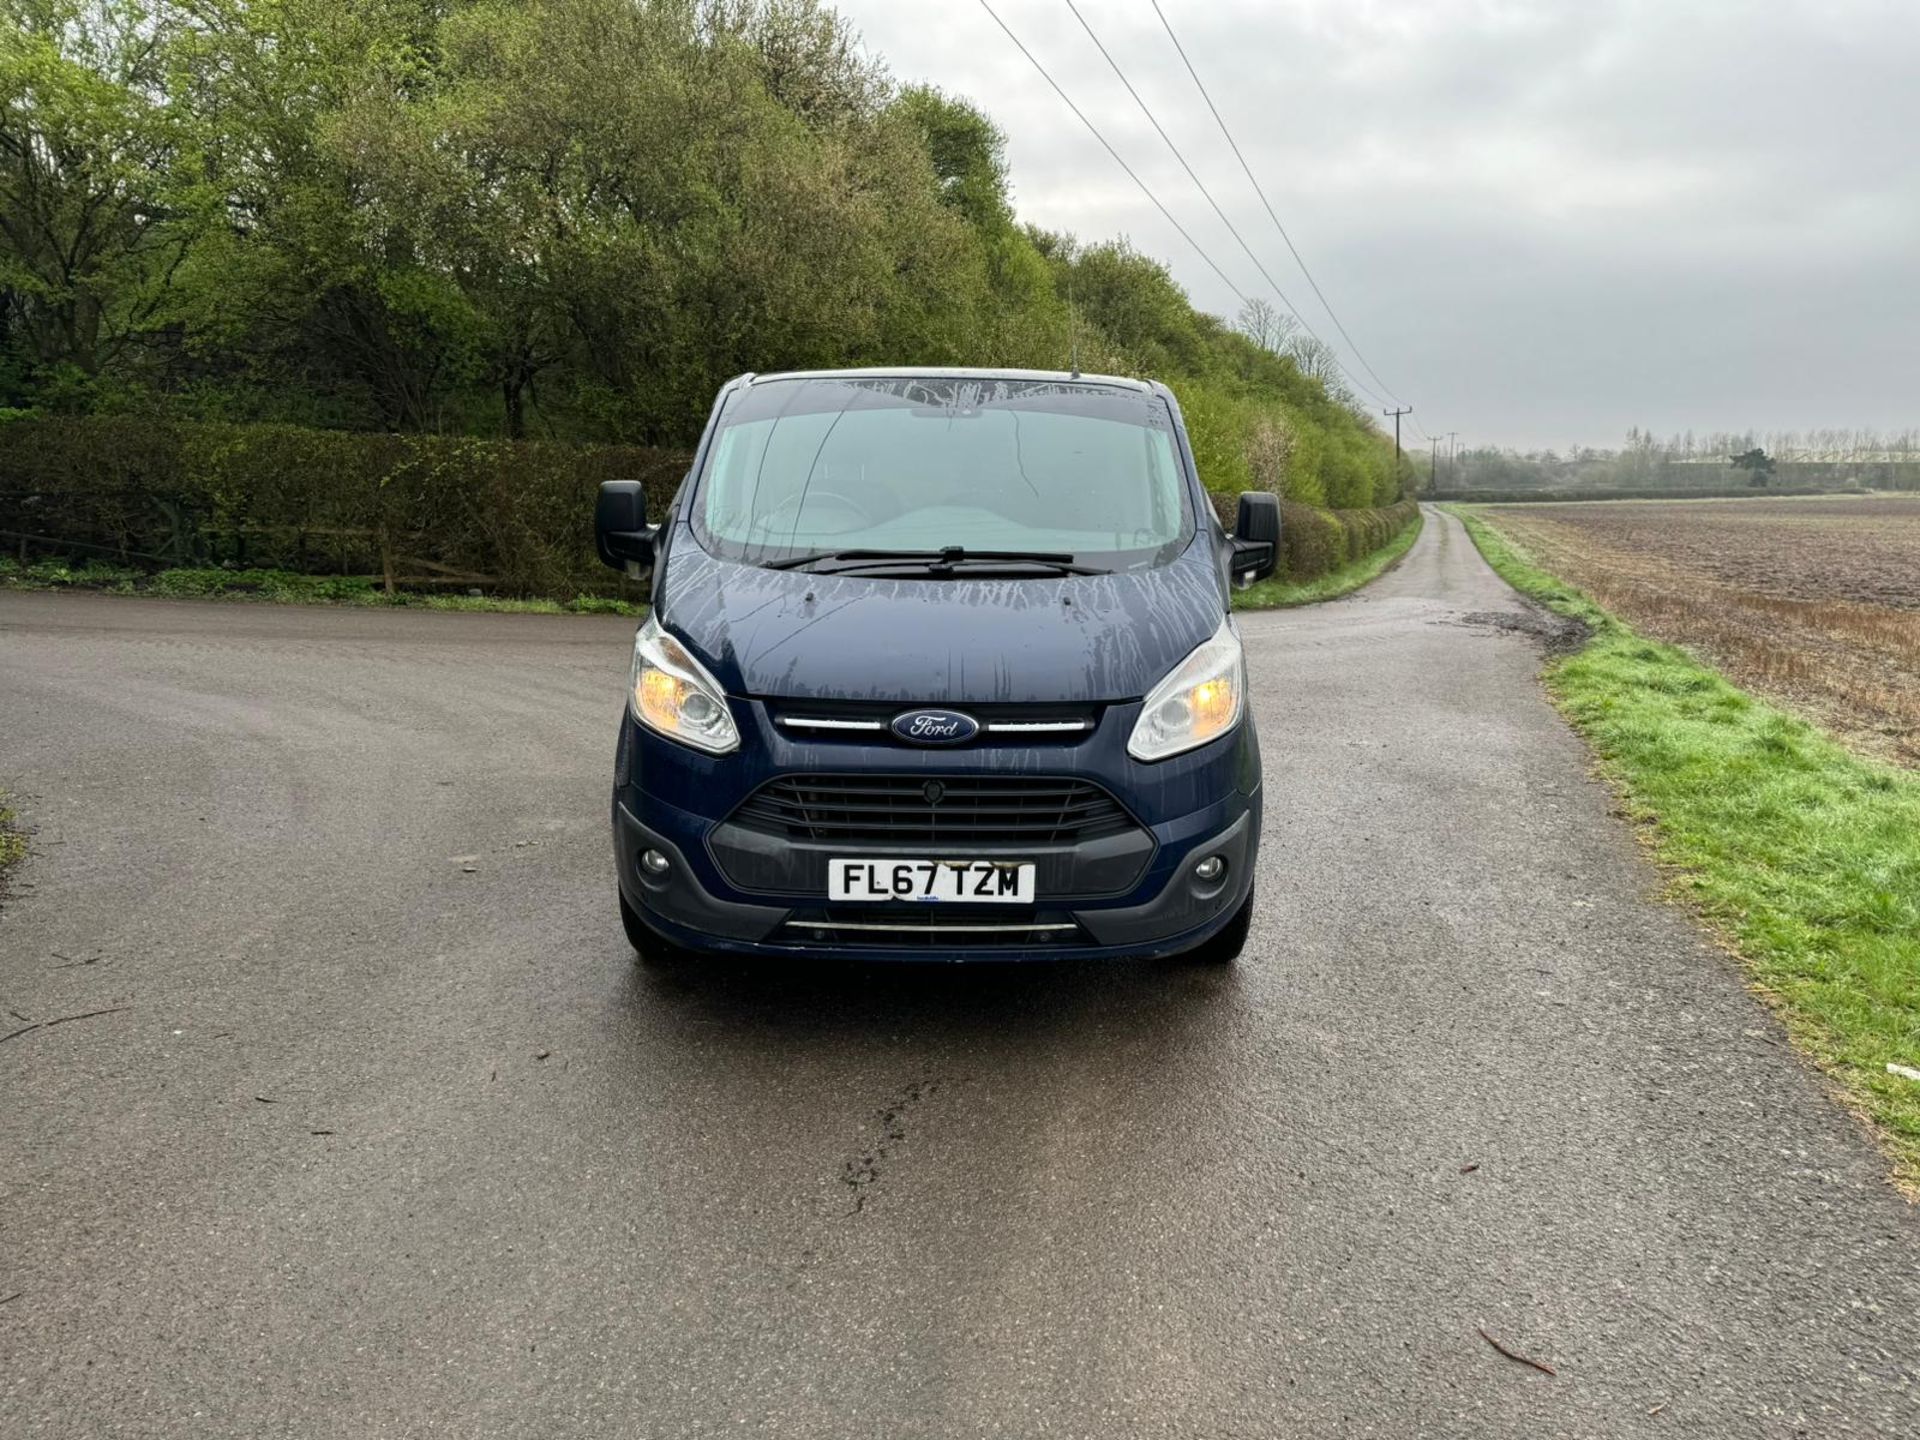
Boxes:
[1148,0,1408,409]
[974,0,1250,312]
[977,1,1434,444]
[1061,0,1389,411]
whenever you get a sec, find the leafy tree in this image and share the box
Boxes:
[705,0,887,131]
[892,88,1061,367]
[1049,239,1209,380]
[1731,446,1774,486]
[159,0,481,431]
[0,0,1401,506]
[0,0,192,406]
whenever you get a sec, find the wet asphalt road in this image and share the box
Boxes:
[2,507,1916,1438]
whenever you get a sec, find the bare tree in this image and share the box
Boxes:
[1235,297,1296,355]
[1287,334,1346,394]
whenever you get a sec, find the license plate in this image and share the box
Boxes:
[828,859,1036,904]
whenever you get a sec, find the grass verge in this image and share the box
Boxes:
[0,557,643,615]
[0,794,25,898]
[1454,507,1920,1191]
[1233,510,1423,610]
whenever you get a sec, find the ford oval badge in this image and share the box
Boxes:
[890,708,980,746]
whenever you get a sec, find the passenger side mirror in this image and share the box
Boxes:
[595,480,656,575]
[1230,491,1280,587]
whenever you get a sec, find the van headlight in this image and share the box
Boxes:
[1127,618,1245,762]
[630,614,740,754]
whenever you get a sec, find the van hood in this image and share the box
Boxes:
[656,533,1227,704]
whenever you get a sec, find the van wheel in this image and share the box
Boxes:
[620,892,689,967]
[1186,887,1254,965]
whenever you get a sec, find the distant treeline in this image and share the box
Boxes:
[1446,486,1842,505]
[0,0,1409,511]
[1432,427,1920,495]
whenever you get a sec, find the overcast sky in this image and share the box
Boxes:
[833,0,1919,451]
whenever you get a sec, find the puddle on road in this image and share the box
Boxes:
[1448,607,1590,655]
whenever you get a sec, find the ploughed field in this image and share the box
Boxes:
[1481,495,1920,764]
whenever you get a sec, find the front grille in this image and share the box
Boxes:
[770,699,1101,744]
[781,906,1088,949]
[730,774,1134,845]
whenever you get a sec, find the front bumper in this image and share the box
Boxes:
[611,699,1261,962]
[614,797,1256,962]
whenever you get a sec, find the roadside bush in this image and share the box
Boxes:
[1171,383,1254,496]
[0,555,143,589]
[0,417,687,596]
[1206,494,1418,583]
[3,414,1416,598]
[1280,501,1346,578]
[1243,414,1293,496]
[1164,379,1403,511]
[1338,505,1399,558]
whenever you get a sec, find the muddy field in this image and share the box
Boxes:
[1480,495,1920,764]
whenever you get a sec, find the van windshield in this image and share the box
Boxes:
[691,376,1195,573]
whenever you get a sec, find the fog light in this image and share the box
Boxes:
[1194,854,1225,881]
[640,848,670,876]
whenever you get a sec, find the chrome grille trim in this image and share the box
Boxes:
[775,714,1090,734]
[769,703,1099,741]
[775,716,886,731]
[783,920,1080,934]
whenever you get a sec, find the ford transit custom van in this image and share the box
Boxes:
[595,368,1276,963]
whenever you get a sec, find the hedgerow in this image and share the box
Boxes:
[0,417,683,596]
[2,415,1416,597]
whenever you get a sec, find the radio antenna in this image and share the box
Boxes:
[1067,269,1082,378]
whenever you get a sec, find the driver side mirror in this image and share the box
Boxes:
[1230,491,1280,587]
[595,480,656,576]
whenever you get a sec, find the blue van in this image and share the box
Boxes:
[594,368,1277,964]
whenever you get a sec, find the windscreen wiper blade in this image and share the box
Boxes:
[762,548,947,570]
[763,546,1106,575]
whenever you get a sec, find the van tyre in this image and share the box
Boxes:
[620,892,690,967]
[1187,887,1254,965]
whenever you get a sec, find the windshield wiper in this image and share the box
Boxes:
[763,547,939,570]
[763,546,1106,576]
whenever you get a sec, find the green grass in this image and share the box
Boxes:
[1454,507,1920,1191]
[1232,511,1423,610]
[0,795,25,879]
[0,558,643,616]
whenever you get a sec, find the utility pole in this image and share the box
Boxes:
[1382,405,1411,468]
[1431,437,1440,495]
[1446,432,1459,489]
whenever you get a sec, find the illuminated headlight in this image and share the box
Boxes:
[630,614,740,755]
[1127,618,1245,762]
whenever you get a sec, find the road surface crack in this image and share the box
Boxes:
[840,1079,939,1216]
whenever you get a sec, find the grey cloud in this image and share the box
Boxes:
[834,0,1919,447]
